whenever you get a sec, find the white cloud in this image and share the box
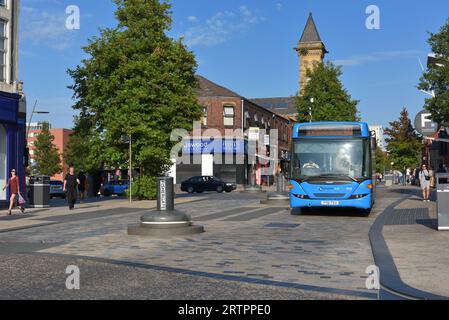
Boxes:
[182,6,266,47]
[276,3,283,11]
[21,6,76,51]
[187,16,198,23]
[334,50,423,66]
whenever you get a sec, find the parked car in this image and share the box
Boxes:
[101,180,129,196]
[181,176,236,194]
[50,180,66,199]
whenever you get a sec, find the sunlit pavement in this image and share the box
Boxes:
[0,186,447,300]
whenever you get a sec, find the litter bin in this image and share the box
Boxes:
[28,175,51,208]
[384,174,394,187]
[436,173,449,231]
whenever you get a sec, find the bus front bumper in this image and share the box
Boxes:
[290,195,372,210]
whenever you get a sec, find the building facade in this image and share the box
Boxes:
[172,76,292,186]
[0,0,26,208]
[369,125,385,150]
[27,127,73,181]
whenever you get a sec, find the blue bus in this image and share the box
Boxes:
[289,122,376,215]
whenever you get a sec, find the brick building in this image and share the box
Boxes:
[172,76,292,186]
[27,127,73,181]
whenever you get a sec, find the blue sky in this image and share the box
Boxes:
[20,0,449,129]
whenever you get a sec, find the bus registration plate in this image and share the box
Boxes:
[321,201,339,206]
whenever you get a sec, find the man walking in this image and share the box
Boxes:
[64,166,80,210]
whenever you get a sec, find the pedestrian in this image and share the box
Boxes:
[419,164,432,202]
[406,168,412,185]
[78,171,87,203]
[2,169,25,216]
[64,166,80,210]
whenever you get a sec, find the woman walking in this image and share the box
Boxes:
[2,169,25,216]
[419,164,432,202]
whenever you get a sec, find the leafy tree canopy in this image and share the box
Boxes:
[67,0,201,177]
[385,108,422,170]
[418,19,449,126]
[33,122,62,176]
[296,61,360,122]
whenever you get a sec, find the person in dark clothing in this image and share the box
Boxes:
[78,171,87,203]
[64,167,80,210]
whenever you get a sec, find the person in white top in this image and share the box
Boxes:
[419,164,432,202]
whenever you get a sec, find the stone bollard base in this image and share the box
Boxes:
[127,209,204,237]
[127,224,204,237]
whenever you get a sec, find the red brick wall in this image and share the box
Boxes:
[28,128,73,181]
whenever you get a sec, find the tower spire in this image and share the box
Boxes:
[295,13,328,95]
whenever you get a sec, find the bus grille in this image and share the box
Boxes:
[313,193,346,198]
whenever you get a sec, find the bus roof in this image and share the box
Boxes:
[292,122,371,139]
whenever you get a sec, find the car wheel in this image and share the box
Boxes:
[103,189,111,197]
[217,186,224,193]
[187,186,195,194]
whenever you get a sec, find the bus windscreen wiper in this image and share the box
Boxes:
[318,174,358,182]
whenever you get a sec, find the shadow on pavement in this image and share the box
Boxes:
[291,207,369,218]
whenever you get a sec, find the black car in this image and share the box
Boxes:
[180,176,237,194]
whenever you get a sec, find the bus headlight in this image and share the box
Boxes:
[293,194,310,199]
[350,194,369,199]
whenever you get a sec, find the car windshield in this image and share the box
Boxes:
[291,139,370,180]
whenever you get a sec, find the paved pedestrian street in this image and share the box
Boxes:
[0,186,448,300]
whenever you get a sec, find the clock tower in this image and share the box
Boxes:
[295,13,328,95]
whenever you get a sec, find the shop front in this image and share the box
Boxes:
[0,92,26,208]
[175,139,246,185]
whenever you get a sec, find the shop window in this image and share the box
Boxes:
[224,105,235,128]
[0,125,6,200]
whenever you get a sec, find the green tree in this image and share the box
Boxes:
[67,0,201,198]
[64,116,103,172]
[418,19,449,126]
[374,145,389,174]
[33,122,62,176]
[384,108,422,170]
[296,61,360,122]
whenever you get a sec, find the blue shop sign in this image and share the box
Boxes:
[184,139,245,154]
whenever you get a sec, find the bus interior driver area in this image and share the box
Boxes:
[289,122,376,215]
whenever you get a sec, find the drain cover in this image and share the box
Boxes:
[264,223,300,229]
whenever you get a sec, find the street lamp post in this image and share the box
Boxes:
[309,98,314,123]
[26,100,50,137]
[122,134,133,203]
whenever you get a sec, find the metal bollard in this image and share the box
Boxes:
[157,177,175,211]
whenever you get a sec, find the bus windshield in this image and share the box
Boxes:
[291,139,370,180]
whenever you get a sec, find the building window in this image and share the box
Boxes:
[0,0,5,7]
[0,20,6,83]
[201,106,208,127]
[0,125,6,201]
[224,105,235,128]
